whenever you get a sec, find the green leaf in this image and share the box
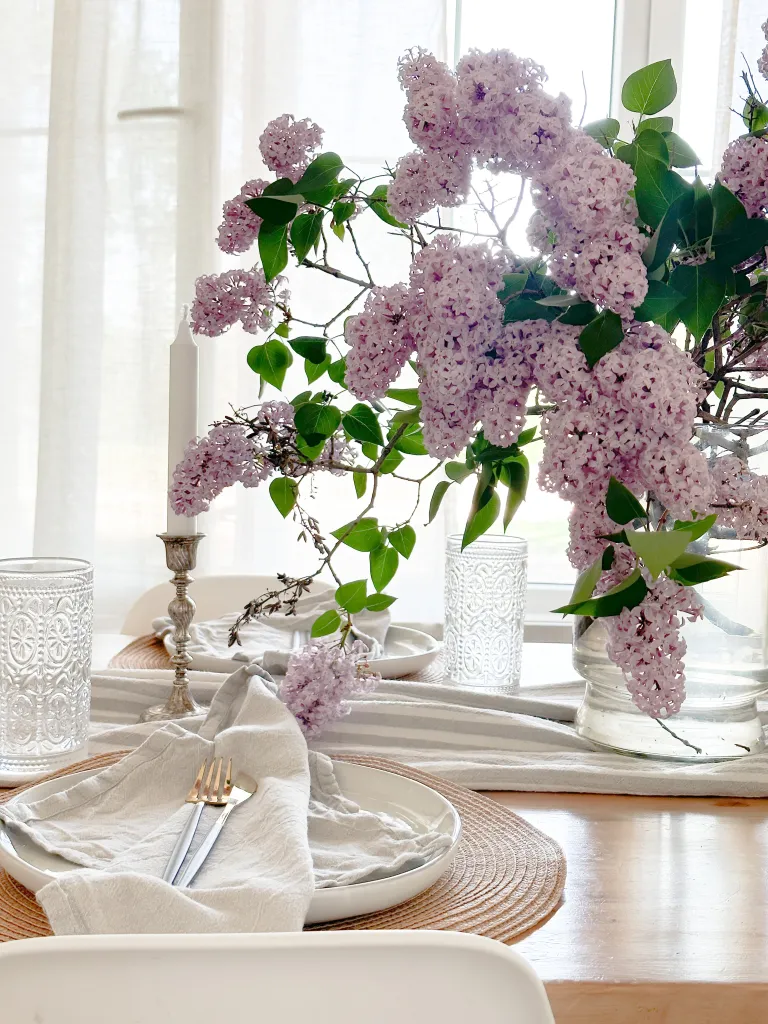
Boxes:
[504,297,560,323]
[389,524,416,559]
[291,211,325,263]
[664,132,700,168]
[370,545,399,591]
[268,477,298,518]
[294,402,342,445]
[742,95,768,132]
[606,476,648,525]
[390,422,428,456]
[564,552,607,609]
[617,128,670,171]
[502,456,529,529]
[642,192,692,271]
[391,407,422,425]
[294,152,344,196]
[558,301,598,326]
[625,528,692,579]
[365,593,397,612]
[633,280,683,322]
[636,115,673,134]
[386,387,421,405]
[342,403,383,445]
[258,222,290,281]
[621,59,677,115]
[517,427,537,445]
[311,608,341,638]
[712,179,768,267]
[291,389,312,407]
[332,517,381,552]
[690,176,714,243]
[667,552,742,586]
[365,184,408,229]
[578,311,624,368]
[275,322,290,338]
[331,221,345,241]
[672,512,717,542]
[353,471,367,499]
[289,336,327,363]
[634,163,692,230]
[246,339,293,389]
[445,461,472,483]
[428,480,452,523]
[669,262,727,342]
[582,117,621,148]
[327,357,347,387]
[295,435,325,462]
[536,292,580,307]
[374,446,404,474]
[332,200,356,226]
[246,193,301,226]
[553,564,648,617]
[335,579,367,614]
[305,355,331,383]
[462,489,500,550]
[498,272,529,303]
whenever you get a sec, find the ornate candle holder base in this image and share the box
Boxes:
[140,533,208,723]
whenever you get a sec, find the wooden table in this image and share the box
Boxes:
[487,789,768,1022]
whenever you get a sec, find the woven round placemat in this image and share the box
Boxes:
[0,753,565,944]
[110,635,171,670]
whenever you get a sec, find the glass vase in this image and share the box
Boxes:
[0,557,93,778]
[575,426,768,761]
[444,534,527,693]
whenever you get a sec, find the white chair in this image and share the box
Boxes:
[122,574,333,636]
[0,931,555,1024]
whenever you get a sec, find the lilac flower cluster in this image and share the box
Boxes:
[605,576,703,718]
[190,268,286,337]
[719,135,768,218]
[279,640,380,737]
[258,114,324,183]
[759,20,768,81]
[388,48,570,224]
[216,179,268,255]
[170,424,270,516]
[710,454,768,541]
[344,284,417,399]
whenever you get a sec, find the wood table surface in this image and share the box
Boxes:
[486,788,768,1022]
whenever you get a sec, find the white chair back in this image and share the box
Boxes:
[0,931,555,1024]
[121,574,333,636]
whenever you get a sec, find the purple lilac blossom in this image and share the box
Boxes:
[760,21,768,81]
[279,640,380,737]
[190,268,284,337]
[258,114,324,182]
[719,135,768,218]
[710,454,768,541]
[345,284,418,399]
[216,179,268,255]
[170,424,270,516]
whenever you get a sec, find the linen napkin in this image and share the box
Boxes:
[153,589,389,674]
[0,665,452,934]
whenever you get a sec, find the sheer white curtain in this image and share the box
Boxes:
[2,0,764,630]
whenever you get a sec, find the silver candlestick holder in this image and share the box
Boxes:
[140,533,207,723]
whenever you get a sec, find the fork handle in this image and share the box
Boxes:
[162,802,204,884]
[175,801,236,888]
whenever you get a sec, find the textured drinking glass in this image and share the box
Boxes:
[0,558,92,776]
[444,535,528,692]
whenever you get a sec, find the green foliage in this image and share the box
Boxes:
[332,201,356,226]
[258,222,290,280]
[558,301,598,326]
[617,127,669,172]
[500,456,529,528]
[445,461,472,482]
[342,403,384,445]
[578,310,624,368]
[428,480,452,523]
[633,280,683,322]
[621,59,677,115]
[664,132,700,168]
[366,592,397,611]
[353,471,368,499]
[462,485,500,550]
[667,552,742,585]
[294,153,344,201]
[669,262,727,341]
[390,422,428,455]
[386,387,421,405]
[388,524,416,559]
[327,357,347,387]
[582,117,620,148]
[366,184,408,229]
[743,95,768,132]
[269,477,298,518]
[332,517,382,551]
[305,355,331,383]
[370,544,399,590]
[672,512,717,541]
[311,608,341,637]
[247,339,293,389]
[291,211,324,263]
[335,579,367,614]
[275,322,290,338]
[247,193,302,226]
[625,528,692,579]
[636,115,673,134]
[711,179,768,267]
[290,337,327,363]
[294,402,342,445]
[606,476,647,525]
[363,443,403,474]
[553,563,648,618]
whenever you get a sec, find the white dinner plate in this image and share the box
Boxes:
[0,761,461,925]
[368,625,441,678]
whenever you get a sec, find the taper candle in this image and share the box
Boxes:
[167,307,199,535]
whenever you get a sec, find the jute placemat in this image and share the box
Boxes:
[0,753,565,943]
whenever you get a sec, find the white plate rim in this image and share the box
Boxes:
[0,761,461,924]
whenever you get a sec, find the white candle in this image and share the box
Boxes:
[167,306,199,536]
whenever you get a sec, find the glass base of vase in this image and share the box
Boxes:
[575,678,765,761]
[0,744,88,785]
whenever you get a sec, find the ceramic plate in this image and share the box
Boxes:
[369,625,441,679]
[0,761,460,925]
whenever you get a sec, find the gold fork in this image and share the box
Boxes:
[162,757,232,883]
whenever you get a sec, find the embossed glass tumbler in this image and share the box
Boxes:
[444,535,528,693]
[0,558,92,778]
